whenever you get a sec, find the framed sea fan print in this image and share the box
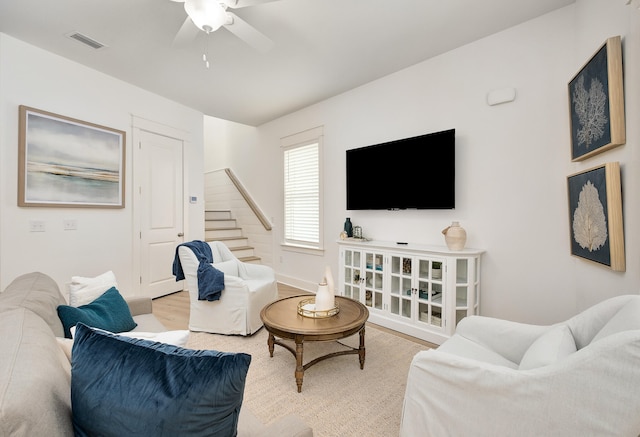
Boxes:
[567,162,624,271]
[568,36,625,162]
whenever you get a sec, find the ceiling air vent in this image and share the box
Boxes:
[66,32,107,50]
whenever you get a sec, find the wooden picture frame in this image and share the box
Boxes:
[568,36,625,162]
[18,105,126,208]
[567,162,624,271]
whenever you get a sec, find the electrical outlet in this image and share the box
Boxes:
[63,219,77,230]
[29,220,45,232]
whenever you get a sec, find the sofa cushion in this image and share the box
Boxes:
[126,296,153,316]
[67,270,118,307]
[592,298,640,343]
[71,324,251,437]
[57,287,137,338]
[132,312,170,332]
[0,307,73,436]
[519,324,577,370]
[0,272,66,337]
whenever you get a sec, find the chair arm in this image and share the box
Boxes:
[237,262,276,281]
[126,297,153,316]
[215,274,253,294]
[401,331,640,437]
[452,315,551,363]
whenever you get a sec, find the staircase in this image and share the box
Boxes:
[204,210,261,263]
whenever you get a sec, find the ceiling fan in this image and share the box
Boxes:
[170,0,275,53]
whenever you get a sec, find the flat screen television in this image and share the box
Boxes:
[346,128,455,210]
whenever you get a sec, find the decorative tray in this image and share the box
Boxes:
[297,298,340,318]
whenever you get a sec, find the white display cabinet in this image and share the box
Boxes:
[338,239,483,345]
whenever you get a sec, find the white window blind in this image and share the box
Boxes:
[284,142,320,247]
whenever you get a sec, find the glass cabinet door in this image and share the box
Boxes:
[364,251,384,310]
[416,258,444,328]
[455,258,469,325]
[342,249,362,302]
[472,257,480,314]
[454,257,480,325]
[389,254,413,320]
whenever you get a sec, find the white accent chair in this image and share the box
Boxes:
[400,295,640,437]
[178,241,278,336]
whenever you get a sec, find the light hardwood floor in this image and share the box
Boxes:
[152,283,437,348]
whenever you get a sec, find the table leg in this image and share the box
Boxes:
[295,334,304,393]
[267,332,275,357]
[358,326,366,369]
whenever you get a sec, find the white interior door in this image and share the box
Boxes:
[139,130,184,298]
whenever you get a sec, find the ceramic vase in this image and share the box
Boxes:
[344,218,353,237]
[315,266,335,311]
[442,221,467,251]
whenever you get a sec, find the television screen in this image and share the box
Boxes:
[346,129,455,210]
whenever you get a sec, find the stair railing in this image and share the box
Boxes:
[224,168,273,231]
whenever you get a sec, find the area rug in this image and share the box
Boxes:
[186,324,430,437]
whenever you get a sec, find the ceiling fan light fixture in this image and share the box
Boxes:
[184,0,227,33]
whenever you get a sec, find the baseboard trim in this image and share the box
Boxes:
[275,274,316,294]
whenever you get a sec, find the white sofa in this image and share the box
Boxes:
[400,295,640,437]
[0,272,312,437]
[177,241,278,335]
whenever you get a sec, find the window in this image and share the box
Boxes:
[282,127,323,252]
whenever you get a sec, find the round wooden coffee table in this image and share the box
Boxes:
[260,295,369,392]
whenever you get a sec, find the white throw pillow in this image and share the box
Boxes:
[592,298,640,343]
[519,324,577,370]
[68,271,118,307]
[67,326,190,360]
[56,337,74,362]
[70,325,190,347]
[115,330,190,347]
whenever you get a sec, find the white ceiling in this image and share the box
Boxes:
[0,0,575,126]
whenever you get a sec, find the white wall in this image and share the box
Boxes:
[0,34,205,295]
[205,0,639,324]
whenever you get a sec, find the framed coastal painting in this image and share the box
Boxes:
[568,36,625,162]
[18,105,126,208]
[567,162,624,272]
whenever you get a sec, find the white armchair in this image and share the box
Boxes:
[400,295,640,437]
[177,241,278,336]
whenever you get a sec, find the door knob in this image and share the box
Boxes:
[178,233,184,237]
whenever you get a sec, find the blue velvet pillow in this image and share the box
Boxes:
[57,286,137,338]
[71,323,251,437]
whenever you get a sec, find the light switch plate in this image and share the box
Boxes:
[29,220,45,232]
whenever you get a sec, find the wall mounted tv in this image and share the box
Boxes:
[346,128,455,210]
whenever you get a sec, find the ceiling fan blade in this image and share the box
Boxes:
[222,0,280,9]
[172,16,200,47]
[224,11,274,53]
